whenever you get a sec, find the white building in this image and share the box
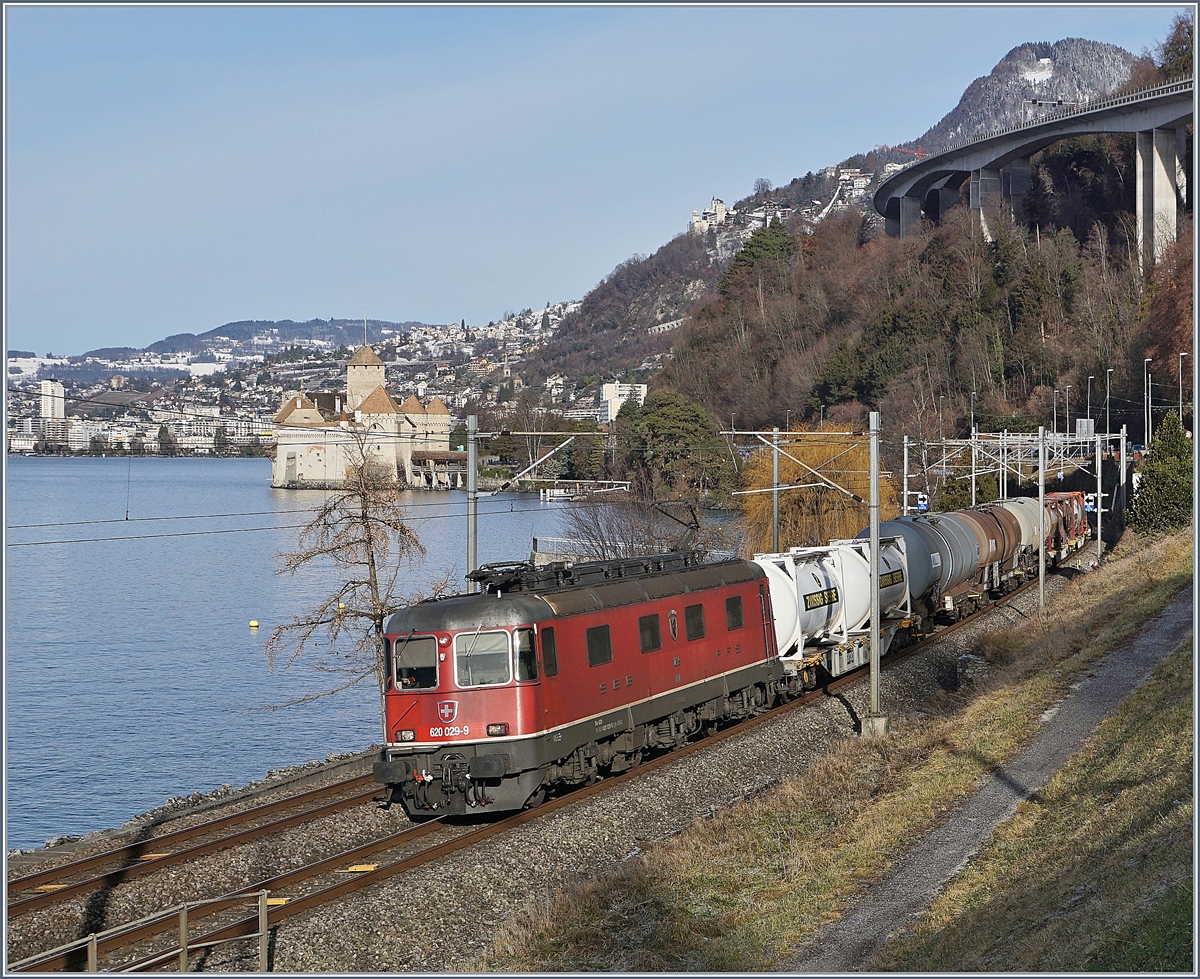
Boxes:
[689,197,730,235]
[601,382,648,423]
[270,345,459,489]
[40,380,65,420]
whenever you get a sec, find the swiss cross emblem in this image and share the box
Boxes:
[437,701,458,722]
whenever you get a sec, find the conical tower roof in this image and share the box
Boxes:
[425,396,450,415]
[348,345,385,367]
[358,386,402,415]
[399,394,426,414]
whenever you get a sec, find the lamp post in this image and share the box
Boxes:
[1086,375,1094,422]
[1144,358,1152,444]
[1106,368,1113,434]
[1180,352,1189,422]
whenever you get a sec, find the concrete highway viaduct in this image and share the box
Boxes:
[873,77,1193,272]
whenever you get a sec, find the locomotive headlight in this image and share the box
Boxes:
[486,723,509,737]
[396,729,416,742]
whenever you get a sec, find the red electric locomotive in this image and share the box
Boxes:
[373,552,782,816]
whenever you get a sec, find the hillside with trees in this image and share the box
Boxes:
[527,231,721,384]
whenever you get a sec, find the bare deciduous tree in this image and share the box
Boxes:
[264,441,431,717]
[562,499,739,561]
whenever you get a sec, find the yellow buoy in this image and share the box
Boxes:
[249,620,259,629]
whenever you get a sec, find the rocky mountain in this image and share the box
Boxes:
[890,38,1135,159]
[525,36,1139,390]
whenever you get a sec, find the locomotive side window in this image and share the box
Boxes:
[515,629,539,682]
[586,625,613,667]
[393,635,439,690]
[542,627,559,677]
[455,630,511,687]
[725,596,744,631]
[685,604,706,641]
[639,614,662,652]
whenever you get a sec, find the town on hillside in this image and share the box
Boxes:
[5,302,652,483]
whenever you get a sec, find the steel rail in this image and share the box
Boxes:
[7,775,377,917]
[115,581,1039,972]
[13,574,1048,972]
[10,821,449,973]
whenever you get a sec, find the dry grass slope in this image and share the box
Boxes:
[871,642,1193,972]
[485,528,1192,972]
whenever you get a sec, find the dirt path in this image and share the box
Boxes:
[785,587,1194,973]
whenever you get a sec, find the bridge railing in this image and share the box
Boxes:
[890,76,1194,172]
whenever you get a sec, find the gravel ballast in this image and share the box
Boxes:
[8,578,1068,972]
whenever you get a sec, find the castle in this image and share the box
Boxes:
[270,345,463,489]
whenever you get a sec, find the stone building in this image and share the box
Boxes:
[270,345,462,489]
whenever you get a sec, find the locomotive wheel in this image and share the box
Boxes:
[524,785,547,810]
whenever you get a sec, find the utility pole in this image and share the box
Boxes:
[1096,431,1103,566]
[864,411,888,737]
[902,434,910,516]
[1144,358,1152,444]
[1119,425,1128,522]
[1148,370,1154,442]
[1065,385,1071,439]
[1180,352,1189,422]
[970,426,977,506]
[466,414,479,593]
[1038,426,1046,610]
[772,426,780,552]
[1105,368,1113,435]
[1000,430,1007,499]
[1086,375,1094,422]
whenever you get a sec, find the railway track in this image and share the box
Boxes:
[6,774,380,918]
[10,579,1038,972]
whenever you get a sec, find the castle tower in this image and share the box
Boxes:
[346,345,386,412]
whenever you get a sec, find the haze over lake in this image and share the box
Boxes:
[5,457,572,850]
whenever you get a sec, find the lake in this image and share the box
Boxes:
[4,456,574,850]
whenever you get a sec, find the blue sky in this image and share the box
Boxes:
[4,4,1187,355]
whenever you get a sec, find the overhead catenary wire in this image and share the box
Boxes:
[6,497,681,547]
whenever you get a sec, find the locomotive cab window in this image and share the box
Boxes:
[393,635,439,690]
[685,603,706,641]
[725,596,744,631]
[455,630,511,687]
[515,629,538,682]
[586,625,613,667]
[638,614,662,652]
[541,627,559,677]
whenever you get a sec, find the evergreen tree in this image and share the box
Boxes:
[1128,411,1193,532]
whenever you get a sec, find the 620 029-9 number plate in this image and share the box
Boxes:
[429,725,469,738]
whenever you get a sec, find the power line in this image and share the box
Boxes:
[5,496,708,548]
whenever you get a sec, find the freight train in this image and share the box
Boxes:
[373,492,1090,817]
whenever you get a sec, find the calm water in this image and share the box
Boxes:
[4,457,570,850]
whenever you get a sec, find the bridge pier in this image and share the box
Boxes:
[1136,127,1184,273]
[1002,157,1033,214]
[898,195,923,236]
[970,167,1002,240]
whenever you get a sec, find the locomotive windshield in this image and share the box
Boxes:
[455,630,511,687]
[393,635,439,690]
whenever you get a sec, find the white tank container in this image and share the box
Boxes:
[753,538,908,656]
